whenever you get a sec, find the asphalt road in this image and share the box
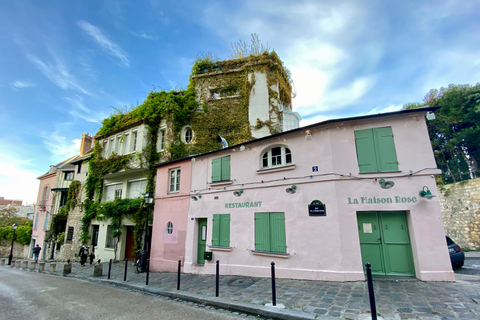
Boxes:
[0,268,250,320]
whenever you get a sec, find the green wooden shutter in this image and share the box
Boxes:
[374,127,399,172]
[212,158,221,182]
[255,212,270,251]
[220,214,230,247]
[212,214,220,246]
[355,129,378,173]
[221,156,231,181]
[269,212,286,253]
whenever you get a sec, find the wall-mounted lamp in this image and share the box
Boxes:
[233,189,244,197]
[240,145,246,151]
[305,130,312,141]
[419,186,436,199]
[286,185,297,194]
[379,179,395,189]
[191,194,202,201]
[426,112,436,120]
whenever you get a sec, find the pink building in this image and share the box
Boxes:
[177,106,453,281]
[150,158,193,272]
[31,168,56,260]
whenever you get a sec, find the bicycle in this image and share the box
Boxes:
[135,250,142,273]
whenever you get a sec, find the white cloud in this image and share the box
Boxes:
[42,132,81,162]
[132,32,157,40]
[63,95,105,123]
[0,154,40,205]
[27,54,90,95]
[77,20,130,68]
[12,80,35,89]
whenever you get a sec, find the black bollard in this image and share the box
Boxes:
[108,259,112,279]
[271,261,276,306]
[215,260,220,297]
[146,259,150,286]
[365,262,377,320]
[124,258,128,282]
[177,260,181,290]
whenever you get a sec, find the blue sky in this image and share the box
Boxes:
[1,0,479,204]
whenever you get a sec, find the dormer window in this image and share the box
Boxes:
[262,146,292,168]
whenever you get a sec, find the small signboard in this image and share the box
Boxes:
[309,200,326,216]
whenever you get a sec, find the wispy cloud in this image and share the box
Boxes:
[12,80,35,89]
[63,95,106,123]
[42,131,81,161]
[132,32,157,40]
[77,20,130,67]
[27,54,90,95]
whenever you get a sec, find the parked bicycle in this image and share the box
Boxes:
[135,250,142,273]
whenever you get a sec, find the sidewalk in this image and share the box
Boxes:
[4,259,480,320]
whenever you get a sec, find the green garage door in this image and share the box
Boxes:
[357,211,415,276]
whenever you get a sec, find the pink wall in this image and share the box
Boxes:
[32,172,56,256]
[150,159,192,272]
[183,110,454,281]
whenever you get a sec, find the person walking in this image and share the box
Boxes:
[79,244,88,266]
[32,244,41,263]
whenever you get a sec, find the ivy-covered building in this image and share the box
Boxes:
[82,52,299,263]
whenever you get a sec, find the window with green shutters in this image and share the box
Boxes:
[212,156,231,182]
[212,214,230,247]
[254,212,287,253]
[354,127,399,173]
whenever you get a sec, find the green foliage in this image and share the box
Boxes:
[56,232,65,244]
[0,220,32,245]
[51,207,68,236]
[403,83,480,184]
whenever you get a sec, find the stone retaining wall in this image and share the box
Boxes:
[439,178,480,249]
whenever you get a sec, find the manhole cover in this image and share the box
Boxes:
[227,277,258,287]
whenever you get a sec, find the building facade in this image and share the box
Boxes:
[178,107,453,281]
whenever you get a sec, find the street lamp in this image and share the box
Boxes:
[8,223,18,266]
[140,192,154,273]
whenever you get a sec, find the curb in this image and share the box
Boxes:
[59,272,337,320]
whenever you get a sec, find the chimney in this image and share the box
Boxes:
[80,133,93,155]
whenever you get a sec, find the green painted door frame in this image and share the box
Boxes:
[197,218,207,264]
[357,211,415,276]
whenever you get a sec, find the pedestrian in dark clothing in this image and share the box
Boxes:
[32,244,41,263]
[89,249,95,265]
[79,244,88,266]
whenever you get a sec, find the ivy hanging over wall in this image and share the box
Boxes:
[50,180,81,241]
[80,86,198,249]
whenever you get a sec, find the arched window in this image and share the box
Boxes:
[262,146,292,168]
[181,126,193,144]
[167,221,173,234]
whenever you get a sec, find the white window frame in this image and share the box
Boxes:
[123,133,130,154]
[131,130,138,152]
[261,145,292,169]
[169,168,181,193]
[109,138,114,156]
[181,126,193,144]
[115,135,121,155]
[158,128,166,150]
[106,226,116,248]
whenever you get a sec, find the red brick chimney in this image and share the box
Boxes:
[80,133,93,155]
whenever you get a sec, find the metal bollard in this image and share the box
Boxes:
[365,262,377,320]
[216,260,220,297]
[108,259,112,279]
[146,260,150,286]
[271,261,276,306]
[177,260,181,290]
[124,259,128,281]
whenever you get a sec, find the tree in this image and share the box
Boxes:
[404,83,480,184]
